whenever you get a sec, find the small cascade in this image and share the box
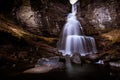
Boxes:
[57,0,97,56]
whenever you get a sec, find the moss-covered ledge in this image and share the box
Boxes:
[0,15,57,44]
[101,29,120,44]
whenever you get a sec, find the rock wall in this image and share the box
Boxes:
[0,0,120,54]
[13,0,120,36]
[13,0,70,36]
[78,0,120,34]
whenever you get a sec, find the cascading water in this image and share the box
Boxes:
[57,0,97,56]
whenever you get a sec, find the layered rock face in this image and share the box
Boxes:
[0,0,120,59]
[12,0,70,36]
[79,0,119,33]
[0,0,119,35]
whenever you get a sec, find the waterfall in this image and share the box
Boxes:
[57,1,97,56]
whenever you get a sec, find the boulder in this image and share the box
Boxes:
[23,66,53,73]
[109,61,120,73]
[35,56,64,69]
[109,61,120,68]
[81,54,99,63]
[23,56,64,74]
[71,53,81,64]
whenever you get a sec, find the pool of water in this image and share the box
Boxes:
[0,64,115,80]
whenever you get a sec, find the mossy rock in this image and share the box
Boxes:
[101,29,120,44]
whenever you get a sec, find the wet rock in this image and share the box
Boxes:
[23,56,64,74]
[109,61,120,79]
[109,61,120,68]
[95,60,104,64]
[49,56,60,62]
[65,55,71,63]
[71,53,81,64]
[35,56,64,69]
[101,52,120,63]
[23,66,53,73]
[109,61,120,76]
[83,54,99,62]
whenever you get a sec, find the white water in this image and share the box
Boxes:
[69,0,78,5]
[57,2,97,56]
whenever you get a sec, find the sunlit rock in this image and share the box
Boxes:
[92,7,112,30]
[23,66,53,73]
[16,0,40,34]
[14,0,68,36]
[81,0,119,34]
[102,29,120,43]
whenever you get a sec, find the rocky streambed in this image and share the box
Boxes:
[0,55,120,80]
